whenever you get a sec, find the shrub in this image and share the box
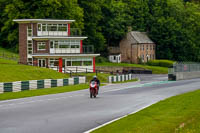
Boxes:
[96,56,109,63]
[147,60,174,67]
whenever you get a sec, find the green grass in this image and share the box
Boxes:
[93,89,200,133]
[0,47,19,56]
[0,58,69,82]
[0,84,89,101]
[0,58,112,83]
[96,62,168,74]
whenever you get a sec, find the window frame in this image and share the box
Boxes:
[37,42,46,51]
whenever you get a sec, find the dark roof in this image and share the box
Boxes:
[130,31,154,44]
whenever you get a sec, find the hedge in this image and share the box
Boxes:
[146,60,174,67]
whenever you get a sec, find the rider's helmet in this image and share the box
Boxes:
[93,76,97,79]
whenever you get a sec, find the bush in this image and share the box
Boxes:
[96,56,109,63]
[146,60,174,67]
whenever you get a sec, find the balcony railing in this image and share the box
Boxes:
[37,28,82,37]
[48,45,94,54]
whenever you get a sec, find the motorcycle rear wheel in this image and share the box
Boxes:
[90,92,92,98]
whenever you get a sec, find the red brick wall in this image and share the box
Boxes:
[33,58,38,66]
[32,23,37,36]
[19,23,28,64]
[138,44,156,62]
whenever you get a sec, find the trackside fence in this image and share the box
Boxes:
[108,74,137,83]
[0,52,19,61]
[0,77,86,94]
[168,62,200,81]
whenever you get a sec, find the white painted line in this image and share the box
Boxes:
[84,102,156,133]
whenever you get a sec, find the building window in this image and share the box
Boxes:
[153,45,155,50]
[37,42,46,50]
[50,41,54,48]
[42,24,47,31]
[143,45,144,51]
[113,56,116,60]
[50,40,80,49]
[27,40,33,54]
[27,58,33,65]
[38,24,41,31]
[83,61,92,66]
[27,25,32,37]
[51,24,57,31]
[72,61,82,66]
[150,45,152,50]
[39,23,68,32]
[66,61,71,66]
[49,58,59,67]
[147,45,148,50]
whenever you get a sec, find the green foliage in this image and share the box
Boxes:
[1,0,200,62]
[78,0,106,54]
[93,89,200,133]
[95,56,109,63]
[146,60,174,67]
[1,0,83,52]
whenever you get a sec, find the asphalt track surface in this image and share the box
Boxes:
[0,74,200,133]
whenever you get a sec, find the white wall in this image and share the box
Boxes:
[109,55,121,63]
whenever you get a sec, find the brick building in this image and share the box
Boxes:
[119,31,156,64]
[13,19,100,72]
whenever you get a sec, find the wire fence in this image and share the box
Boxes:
[0,52,19,62]
[169,62,200,74]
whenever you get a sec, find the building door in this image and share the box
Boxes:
[38,59,46,67]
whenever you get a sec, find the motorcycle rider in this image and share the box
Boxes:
[90,76,100,94]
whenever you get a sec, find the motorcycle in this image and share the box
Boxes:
[89,81,98,98]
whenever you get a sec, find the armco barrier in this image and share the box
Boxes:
[0,77,86,94]
[108,74,135,83]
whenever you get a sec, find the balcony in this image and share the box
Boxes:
[48,45,94,54]
[37,28,82,37]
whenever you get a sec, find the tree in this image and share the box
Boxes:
[1,0,84,52]
[78,0,106,54]
[101,0,132,46]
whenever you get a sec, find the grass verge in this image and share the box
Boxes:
[92,89,200,133]
[0,58,69,82]
[96,62,168,74]
[0,84,89,101]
